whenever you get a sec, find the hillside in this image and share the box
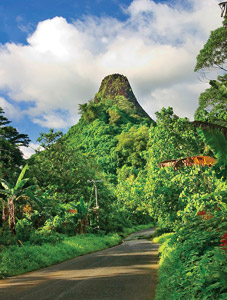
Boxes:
[64,74,155,178]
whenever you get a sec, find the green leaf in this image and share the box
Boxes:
[0,188,10,196]
[14,178,29,192]
[0,179,10,190]
[16,164,29,187]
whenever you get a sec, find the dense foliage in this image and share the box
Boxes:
[0,22,226,298]
[194,19,227,72]
[153,17,227,300]
[194,75,227,127]
[155,211,227,300]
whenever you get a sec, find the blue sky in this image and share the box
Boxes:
[0,0,222,157]
[0,0,133,44]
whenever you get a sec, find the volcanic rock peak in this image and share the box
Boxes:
[95,73,152,120]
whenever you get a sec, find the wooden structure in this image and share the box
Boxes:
[158,155,217,170]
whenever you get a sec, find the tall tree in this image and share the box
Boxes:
[194,20,227,73]
[148,107,203,165]
[36,128,63,150]
[0,107,30,181]
[194,18,227,127]
[194,75,227,126]
[29,130,99,203]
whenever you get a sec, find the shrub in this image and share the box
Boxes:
[0,233,122,278]
[153,232,174,244]
[155,212,227,300]
[0,225,17,246]
[30,230,64,245]
[15,218,34,242]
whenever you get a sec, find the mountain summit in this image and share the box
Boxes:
[94,74,152,120]
[65,73,154,177]
[95,74,137,103]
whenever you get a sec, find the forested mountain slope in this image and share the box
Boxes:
[64,74,154,179]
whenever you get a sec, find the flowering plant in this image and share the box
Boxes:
[220,233,227,250]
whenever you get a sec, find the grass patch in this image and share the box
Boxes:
[122,223,154,238]
[0,233,121,278]
[153,232,174,244]
[0,223,154,279]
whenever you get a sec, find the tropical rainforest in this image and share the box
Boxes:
[0,15,226,300]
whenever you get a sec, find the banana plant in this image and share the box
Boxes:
[193,121,227,180]
[0,164,30,234]
[74,198,90,234]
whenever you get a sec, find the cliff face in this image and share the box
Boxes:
[94,74,152,120]
[95,74,136,103]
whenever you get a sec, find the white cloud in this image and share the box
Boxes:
[0,97,22,121]
[20,143,43,159]
[0,0,223,129]
[33,111,79,129]
[143,81,209,120]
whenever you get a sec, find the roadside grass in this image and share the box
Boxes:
[122,223,154,237]
[153,232,174,245]
[153,215,227,300]
[0,223,153,279]
[0,233,121,278]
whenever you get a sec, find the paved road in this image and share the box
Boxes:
[0,228,159,300]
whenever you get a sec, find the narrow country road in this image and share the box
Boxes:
[0,228,159,300]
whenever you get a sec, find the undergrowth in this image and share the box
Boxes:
[0,233,121,278]
[0,223,153,278]
[122,223,154,237]
[154,212,227,300]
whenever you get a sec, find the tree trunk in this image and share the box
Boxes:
[2,202,7,223]
[8,196,16,234]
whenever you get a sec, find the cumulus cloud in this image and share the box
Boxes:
[0,97,22,121]
[143,81,209,120]
[0,0,223,128]
[20,143,43,159]
[33,111,79,129]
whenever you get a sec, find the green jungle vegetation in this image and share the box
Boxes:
[0,16,227,300]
